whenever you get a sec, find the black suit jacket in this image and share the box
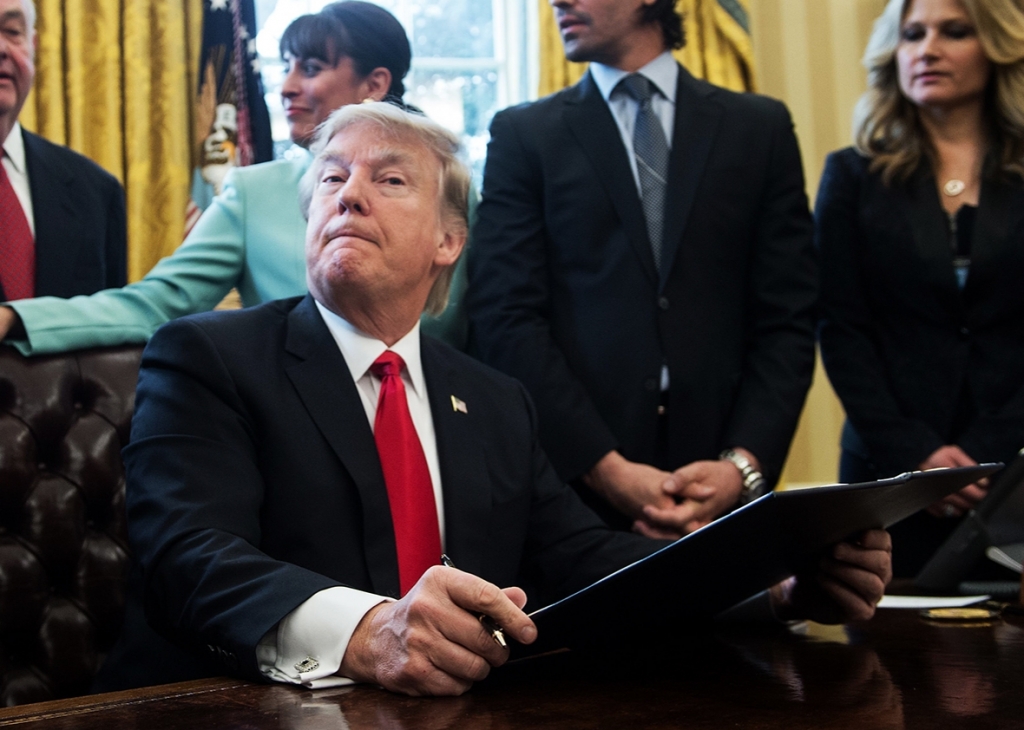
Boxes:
[3,128,127,301]
[467,66,817,485]
[816,147,1024,478]
[97,295,657,689]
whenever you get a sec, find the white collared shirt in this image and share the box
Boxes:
[256,305,445,689]
[2,122,36,236]
[315,300,445,538]
[589,52,678,197]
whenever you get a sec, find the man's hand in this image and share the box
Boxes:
[582,451,675,523]
[634,451,753,539]
[920,445,988,518]
[0,307,18,340]
[339,566,536,696]
[770,529,892,624]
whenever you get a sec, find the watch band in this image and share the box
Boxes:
[719,448,767,505]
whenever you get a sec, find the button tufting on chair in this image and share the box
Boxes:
[0,345,142,706]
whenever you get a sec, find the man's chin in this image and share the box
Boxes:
[0,90,22,116]
[561,39,592,64]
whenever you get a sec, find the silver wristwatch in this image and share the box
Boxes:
[719,448,767,505]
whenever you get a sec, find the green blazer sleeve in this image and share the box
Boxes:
[7,156,311,355]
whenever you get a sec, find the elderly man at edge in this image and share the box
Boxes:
[0,0,125,303]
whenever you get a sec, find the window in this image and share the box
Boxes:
[254,0,539,184]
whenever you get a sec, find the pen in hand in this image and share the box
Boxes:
[440,553,508,648]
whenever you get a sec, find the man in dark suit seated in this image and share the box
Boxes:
[98,102,891,697]
[0,0,126,305]
[468,0,817,539]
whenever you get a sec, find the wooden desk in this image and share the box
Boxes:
[3,609,1023,729]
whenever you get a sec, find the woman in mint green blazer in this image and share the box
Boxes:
[1,2,468,354]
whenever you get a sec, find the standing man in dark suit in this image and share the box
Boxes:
[98,102,890,697]
[468,0,817,539]
[0,0,126,303]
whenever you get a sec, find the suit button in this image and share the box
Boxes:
[658,296,669,311]
[959,326,970,338]
[644,378,657,392]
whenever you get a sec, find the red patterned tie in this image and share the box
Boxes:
[370,351,441,596]
[0,159,35,301]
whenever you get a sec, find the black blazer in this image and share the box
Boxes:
[467,66,817,484]
[816,147,1024,478]
[99,295,657,689]
[4,128,127,301]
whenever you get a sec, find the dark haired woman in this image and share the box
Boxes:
[816,0,1024,575]
[0,1,468,352]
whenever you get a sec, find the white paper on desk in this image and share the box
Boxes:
[877,594,990,609]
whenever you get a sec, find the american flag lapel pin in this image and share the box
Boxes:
[451,395,468,414]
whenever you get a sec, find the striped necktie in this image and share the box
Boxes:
[618,74,669,272]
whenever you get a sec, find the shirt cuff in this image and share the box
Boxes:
[256,586,390,688]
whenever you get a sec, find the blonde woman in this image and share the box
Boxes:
[816,0,1024,575]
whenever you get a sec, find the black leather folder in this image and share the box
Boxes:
[522,464,1002,655]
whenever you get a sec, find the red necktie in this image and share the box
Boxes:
[370,351,441,596]
[0,159,35,301]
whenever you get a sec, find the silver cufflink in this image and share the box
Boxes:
[294,657,320,673]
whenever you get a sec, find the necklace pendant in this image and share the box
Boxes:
[943,179,966,197]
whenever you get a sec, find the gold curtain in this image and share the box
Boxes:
[751,0,884,487]
[20,0,204,283]
[538,0,756,97]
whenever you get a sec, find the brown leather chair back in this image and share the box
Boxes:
[0,345,143,706]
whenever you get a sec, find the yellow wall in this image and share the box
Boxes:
[749,0,887,486]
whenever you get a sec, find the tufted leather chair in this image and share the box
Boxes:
[0,345,143,706]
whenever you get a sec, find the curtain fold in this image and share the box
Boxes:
[751,0,884,487]
[20,0,204,283]
[537,0,755,97]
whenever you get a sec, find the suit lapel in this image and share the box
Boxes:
[421,339,492,578]
[22,129,80,296]
[283,296,400,597]
[563,72,659,286]
[658,67,724,290]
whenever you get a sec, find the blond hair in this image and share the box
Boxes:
[300,102,470,316]
[854,0,1024,183]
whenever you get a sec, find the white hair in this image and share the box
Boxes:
[21,0,35,33]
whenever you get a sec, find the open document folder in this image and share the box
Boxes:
[517,464,1002,657]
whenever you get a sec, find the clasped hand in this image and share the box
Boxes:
[584,451,745,540]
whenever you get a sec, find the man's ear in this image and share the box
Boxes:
[362,67,393,102]
[435,229,467,268]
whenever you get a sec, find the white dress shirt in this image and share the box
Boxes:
[2,122,36,236]
[255,303,445,688]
